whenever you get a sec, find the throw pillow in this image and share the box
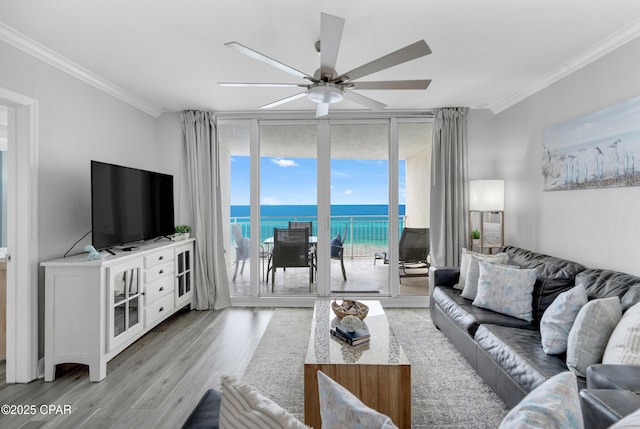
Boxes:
[460,252,509,299]
[472,261,537,322]
[455,248,509,291]
[219,375,308,429]
[603,301,640,364]
[566,297,622,377]
[317,371,398,429]
[330,234,342,258]
[540,285,588,355]
[499,372,583,429]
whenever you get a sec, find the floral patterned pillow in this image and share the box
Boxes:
[317,371,398,429]
[540,285,588,355]
[472,261,537,321]
[499,372,583,429]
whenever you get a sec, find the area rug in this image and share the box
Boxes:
[241,307,509,428]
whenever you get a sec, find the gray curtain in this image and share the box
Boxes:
[430,107,469,267]
[181,111,231,310]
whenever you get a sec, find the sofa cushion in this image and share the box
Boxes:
[531,277,576,325]
[461,253,510,300]
[432,287,533,337]
[575,269,640,311]
[501,246,586,279]
[499,372,583,429]
[540,285,588,355]
[581,389,640,429]
[566,297,622,377]
[473,262,537,322]
[474,324,571,393]
[603,301,640,365]
[587,364,640,391]
[317,370,398,429]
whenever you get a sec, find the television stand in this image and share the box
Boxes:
[42,239,195,382]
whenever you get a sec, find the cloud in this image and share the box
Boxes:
[261,196,280,205]
[344,190,353,195]
[272,158,299,168]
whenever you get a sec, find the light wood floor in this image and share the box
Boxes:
[0,307,275,428]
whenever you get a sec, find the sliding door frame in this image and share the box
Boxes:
[222,111,433,308]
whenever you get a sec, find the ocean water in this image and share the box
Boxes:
[231,204,405,245]
[230,204,404,218]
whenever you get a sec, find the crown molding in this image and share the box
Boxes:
[0,23,163,118]
[490,19,640,114]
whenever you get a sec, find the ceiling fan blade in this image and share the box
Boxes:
[320,13,345,80]
[336,40,432,82]
[316,102,329,117]
[349,80,431,90]
[225,42,315,80]
[343,91,387,110]
[259,92,308,109]
[219,82,308,88]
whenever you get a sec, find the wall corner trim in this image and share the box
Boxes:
[0,23,164,118]
[489,18,640,114]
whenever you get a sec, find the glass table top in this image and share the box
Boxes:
[305,300,409,365]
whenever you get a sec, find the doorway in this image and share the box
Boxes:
[0,87,39,383]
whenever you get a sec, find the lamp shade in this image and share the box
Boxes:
[469,180,504,211]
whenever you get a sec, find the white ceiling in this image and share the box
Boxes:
[1,0,640,117]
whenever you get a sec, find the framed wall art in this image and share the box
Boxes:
[542,96,640,191]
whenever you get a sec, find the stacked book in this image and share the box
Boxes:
[330,324,370,346]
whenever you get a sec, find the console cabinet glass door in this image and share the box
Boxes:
[108,259,143,351]
[175,243,193,308]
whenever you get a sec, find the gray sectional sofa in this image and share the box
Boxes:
[430,245,640,428]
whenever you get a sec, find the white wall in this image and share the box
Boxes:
[0,40,187,358]
[468,38,640,276]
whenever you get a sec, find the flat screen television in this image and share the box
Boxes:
[91,160,175,250]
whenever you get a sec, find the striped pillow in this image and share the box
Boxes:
[219,375,308,429]
[603,301,640,364]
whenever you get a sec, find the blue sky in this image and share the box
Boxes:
[230,156,406,205]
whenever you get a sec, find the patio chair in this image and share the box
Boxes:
[266,228,312,290]
[398,227,430,281]
[330,226,348,281]
[232,224,250,281]
[288,221,312,235]
[374,227,430,283]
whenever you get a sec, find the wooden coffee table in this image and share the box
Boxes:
[304,300,411,428]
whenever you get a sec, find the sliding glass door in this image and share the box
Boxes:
[330,122,389,295]
[218,114,431,303]
[259,124,317,295]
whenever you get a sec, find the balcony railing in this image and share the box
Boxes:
[230,215,405,258]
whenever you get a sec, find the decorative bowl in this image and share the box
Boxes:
[331,297,369,320]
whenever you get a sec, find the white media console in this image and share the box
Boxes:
[42,239,195,382]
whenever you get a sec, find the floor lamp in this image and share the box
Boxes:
[469,180,504,254]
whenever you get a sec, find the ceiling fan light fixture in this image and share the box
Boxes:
[307,83,344,104]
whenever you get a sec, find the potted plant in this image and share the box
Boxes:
[471,229,480,246]
[175,225,192,241]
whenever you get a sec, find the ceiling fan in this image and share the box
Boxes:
[219,13,432,117]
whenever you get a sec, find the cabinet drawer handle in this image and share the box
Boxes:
[159,269,164,274]
[159,286,164,292]
[159,306,164,312]
[158,256,164,261]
